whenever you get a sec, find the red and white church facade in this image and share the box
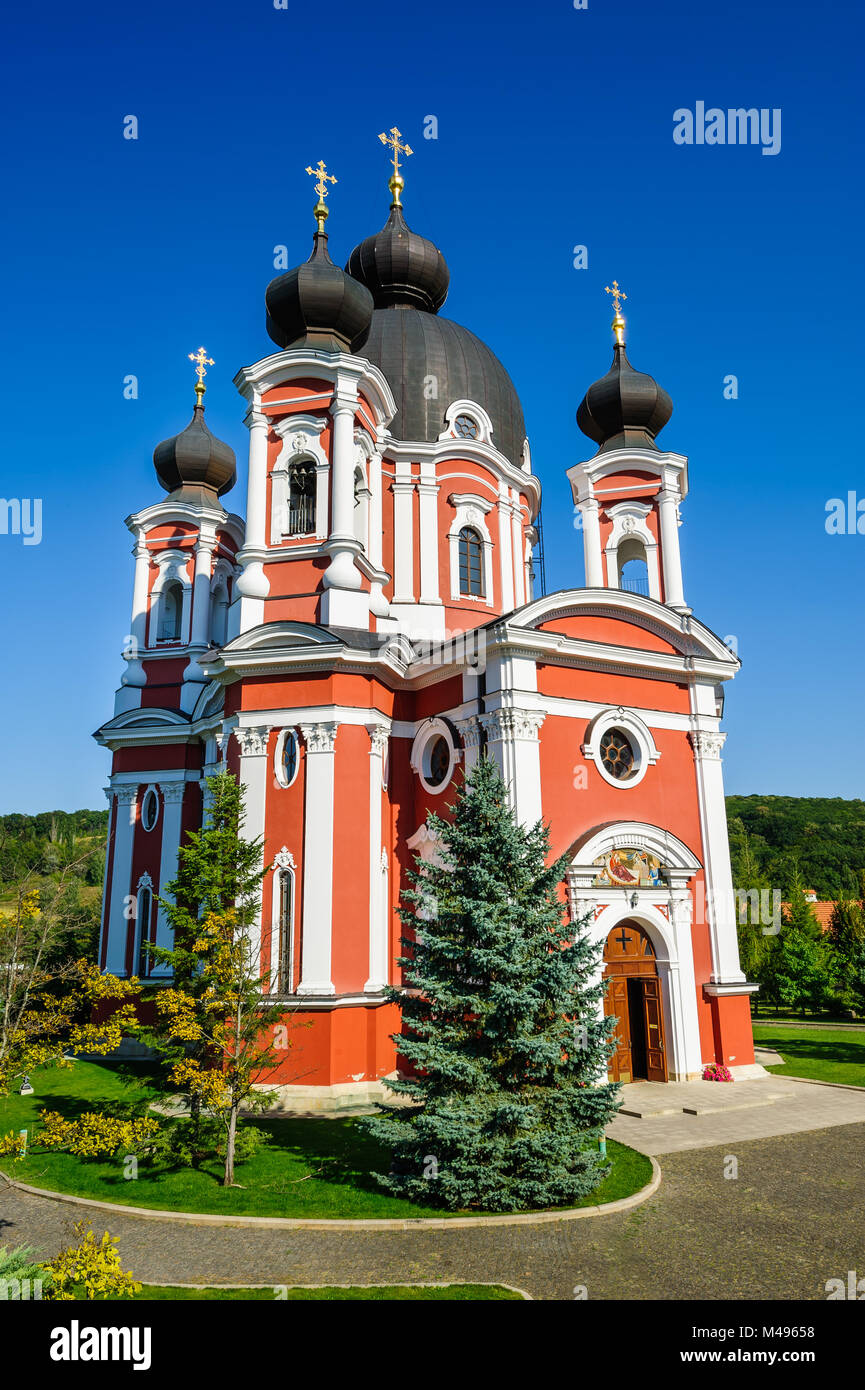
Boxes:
[95,161,757,1107]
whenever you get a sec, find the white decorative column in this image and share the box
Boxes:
[234,725,271,968]
[120,530,149,692]
[455,715,483,775]
[417,459,440,605]
[365,724,390,992]
[104,785,139,975]
[367,449,390,617]
[321,394,369,626]
[497,486,515,612]
[579,496,604,587]
[182,525,216,705]
[479,708,545,827]
[391,461,415,603]
[151,780,187,974]
[510,491,525,608]
[297,721,338,996]
[658,483,687,610]
[667,885,704,1079]
[232,404,270,634]
[691,730,746,984]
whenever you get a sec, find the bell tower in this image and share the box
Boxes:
[568,284,689,612]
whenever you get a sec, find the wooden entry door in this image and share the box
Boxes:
[603,920,668,1084]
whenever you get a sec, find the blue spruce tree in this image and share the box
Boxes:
[363,755,621,1212]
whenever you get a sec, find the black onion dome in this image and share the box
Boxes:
[362,306,526,469]
[577,343,673,452]
[153,402,236,498]
[346,204,449,312]
[266,230,373,354]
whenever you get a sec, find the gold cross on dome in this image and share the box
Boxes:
[305,158,337,203]
[379,126,413,180]
[188,346,214,401]
[605,280,627,316]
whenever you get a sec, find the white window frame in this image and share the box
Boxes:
[274,727,300,789]
[582,707,661,790]
[439,399,495,448]
[140,784,160,832]
[270,415,329,544]
[447,493,494,602]
[150,549,193,646]
[410,718,460,796]
[270,847,297,994]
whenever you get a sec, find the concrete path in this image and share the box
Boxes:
[608,1075,865,1155]
[2,1122,864,1299]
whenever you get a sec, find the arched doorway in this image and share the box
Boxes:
[603,920,668,1083]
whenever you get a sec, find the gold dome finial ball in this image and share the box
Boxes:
[389,172,404,205]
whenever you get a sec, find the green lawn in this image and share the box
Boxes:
[1,1060,651,1220]
[128,1284,523,1301]
[753,1024,865,1087]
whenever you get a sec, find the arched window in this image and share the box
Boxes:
[458,527,485,597]
[287,460,316,536]
[210,583,229,646]
[616,535,650,597]
[277,869,294,992]
[158,581,183,641]
[136,886,152,977]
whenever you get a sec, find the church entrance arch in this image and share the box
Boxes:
[603,920,668,1083]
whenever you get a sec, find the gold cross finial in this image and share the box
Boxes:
[188,346,214,404]
[378,126,413,205]
[605,281,627,345]
[305,159,337,232]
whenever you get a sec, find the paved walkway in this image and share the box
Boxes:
[3,1105,864,1299]
[608,1075,865,1154]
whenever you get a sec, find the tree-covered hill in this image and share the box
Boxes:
[726,795,865,900]
[0,808,109,887]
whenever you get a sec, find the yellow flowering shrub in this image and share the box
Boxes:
[37,1110,161,1159]
[0,1130,27,1160]
[43,1222,141,1301]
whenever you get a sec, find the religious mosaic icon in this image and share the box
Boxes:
[592,848,665,887]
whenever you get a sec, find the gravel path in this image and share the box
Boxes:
[2,1122,863,1300]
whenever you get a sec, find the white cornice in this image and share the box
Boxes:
[567,447,689,504]
[233,350,397,430]
[125,501,245,549]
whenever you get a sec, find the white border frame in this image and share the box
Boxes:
[582,707,660,790]
[140,784,160,832]
[274,727,300,789]
[410,717,460,796]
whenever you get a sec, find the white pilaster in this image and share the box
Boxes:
[579,496,604,587]
[510,491,525,608]
[392,461,415,603]
[365,724,390,992]
[121,530,149,690]
[322,394,362,592]
[417,460,440,605]
[367,450,390,618]
[151,780,186,974]
[232,403,270,634]
[104,785,139,975]
[297,721,338,996]
[691,730,746,984]
[455,715,484,776]
[658,483,686,609]
[234,725,271,969]
[497,485,515,612]
[479,708,545,827]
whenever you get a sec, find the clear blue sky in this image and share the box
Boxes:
[1,0,863,813]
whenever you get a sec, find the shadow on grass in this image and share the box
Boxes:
[755,1035,865,1066]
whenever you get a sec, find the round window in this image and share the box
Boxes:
[599,729,636,781]
[279,731,299,788]
[141,788,159,832]
[427,736,451,787]
[454,414,479,439]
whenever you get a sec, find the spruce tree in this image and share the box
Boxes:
[363,756,620,1213]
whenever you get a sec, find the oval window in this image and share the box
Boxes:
[427,736,451,788]
[141,788,159,831]
[280,731,299,788]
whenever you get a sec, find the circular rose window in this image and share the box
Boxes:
[599,729,636,781]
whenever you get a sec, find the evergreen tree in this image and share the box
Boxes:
[771,880,831,1016]
[826,897,865,1013]
[363,756,620,1213]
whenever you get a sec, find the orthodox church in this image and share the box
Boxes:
[95,133,757,1108]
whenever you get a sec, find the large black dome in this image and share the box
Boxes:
[346,204,449,313]
[362,305,526,469]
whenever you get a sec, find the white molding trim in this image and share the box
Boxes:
[270,413,329,544]
[438,399,496,448]
[447,494,494,602]
[410,717,460,796]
